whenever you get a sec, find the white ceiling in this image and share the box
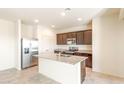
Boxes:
[0,8,103,30]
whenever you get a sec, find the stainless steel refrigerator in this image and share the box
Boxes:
[21,38,38,69]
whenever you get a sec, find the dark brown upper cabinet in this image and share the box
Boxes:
[57,34,62,45]
[57,33,67,45]
[56,30,92,45]
[83,30,92,45]
[76,31,84,45]
[62,33,67,44]
[67,32,76,38]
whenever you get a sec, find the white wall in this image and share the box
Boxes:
[21,23,38,39]
[55,25,92,50]
[38,25,56,53]
[92,14,124,77]
[21,24,34,39]
[0,19,16,70]
[55,25,92,34]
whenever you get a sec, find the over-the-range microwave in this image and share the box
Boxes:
[67,38,76,45]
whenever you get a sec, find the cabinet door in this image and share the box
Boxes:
[57,34,67,45]
[62,33,67,44]
[71,32,76,38]
[57,34,60,45]
[57,34,62,45]
[86,54,92,68]
[67,32,76,38]
[83,31,92,45]
[76,31,84,45]
[82,53,92,68]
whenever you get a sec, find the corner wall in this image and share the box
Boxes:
[0,19,16,70]
[92,14,124,77]
[38,25,56,53]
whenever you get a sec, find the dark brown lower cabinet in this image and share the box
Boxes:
[74,52,92,68]
[85,54,92,68]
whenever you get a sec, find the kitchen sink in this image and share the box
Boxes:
[60,54,71,57]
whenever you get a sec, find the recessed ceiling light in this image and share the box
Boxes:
[60,8,71,16]
[34,19,39,23]
[60,12,66,16]
[51,25,55,28]
[77,18,82,21]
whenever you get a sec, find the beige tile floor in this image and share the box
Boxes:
[83,68,124,84]
[0,66,59,84]
[0,66,124,84]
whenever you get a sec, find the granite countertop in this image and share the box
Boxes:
[75,50,92,54]
[54,49,92,54]
[39,52,87,65]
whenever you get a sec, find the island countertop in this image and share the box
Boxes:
[39,52,87,65]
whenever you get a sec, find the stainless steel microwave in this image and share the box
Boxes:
[67,38,76,45]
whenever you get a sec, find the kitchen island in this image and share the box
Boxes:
[38,53,87,84]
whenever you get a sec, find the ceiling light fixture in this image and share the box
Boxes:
[34,19,39,23]
[60,8,71,16]
[77,18,82,21]
[65,8,71,12]
[51,25,55,28]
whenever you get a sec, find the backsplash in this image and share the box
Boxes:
[56,45,92,50]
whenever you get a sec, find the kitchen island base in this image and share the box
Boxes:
[39,58,86,84]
